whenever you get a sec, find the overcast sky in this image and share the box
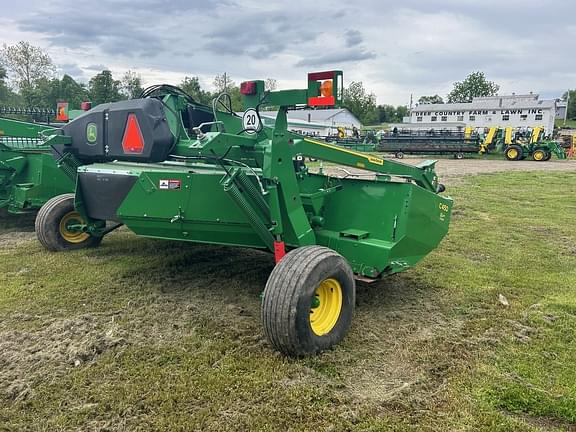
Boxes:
[1,0,574,105]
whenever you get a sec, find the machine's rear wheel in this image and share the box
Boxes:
[261,246,355,356]
[505,145,523,161]
[395,151,404,159]
[36,194,102,251]
[532,149,547,161]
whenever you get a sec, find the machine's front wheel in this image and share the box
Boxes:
[395,151,404,159]
[532,149,547,161]
[35,194,102,251]
[261,246,355,356]
[505,145,523,161]
[455,152,464,160]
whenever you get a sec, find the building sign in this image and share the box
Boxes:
[415,108,543,117]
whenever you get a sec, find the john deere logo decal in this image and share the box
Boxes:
[86,123,97,144]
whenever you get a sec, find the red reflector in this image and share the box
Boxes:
[308,71,335,81]
[122,113,145,154]
[308,95,335,107]
[274,241,286,263]
[240,81,257,95]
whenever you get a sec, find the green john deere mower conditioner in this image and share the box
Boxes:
[36,72,453,356]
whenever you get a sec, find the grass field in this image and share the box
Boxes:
[555,119,576,129]
[1,171,575,431]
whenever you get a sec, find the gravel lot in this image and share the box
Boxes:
[319,157,576,186]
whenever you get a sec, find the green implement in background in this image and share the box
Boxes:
[0,117,74,213]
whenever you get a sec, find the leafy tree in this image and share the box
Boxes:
[213,73,234,94]
[180,76,212,105]
[377,104,408,123]
[447,71,499,103]
[120,70,144,99]
[396,105,409,120]
[88,70,123,105]
[562,90,576,120]
[1,41,55,105]
[343,81,378,125]
[18,74,88,110]
[212,73,243,112]
[22,77,59,108]
[226,86,243,112]
[0,65,20,105]
[377,104,396,123]
[0,66,7,101]
[58,74,89,108]
[418,94,443,104]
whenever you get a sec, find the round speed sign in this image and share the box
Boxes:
[242,108,262,134]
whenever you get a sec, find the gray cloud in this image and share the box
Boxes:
[344,29,363,47]
[296,49,376,67]
[2,0,575,104]
[19,12,165,57]
[203,10,321,59]
[58,63,84,77]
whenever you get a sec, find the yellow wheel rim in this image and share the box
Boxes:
[59,211,90,243]
[534,151,544,161]
[310,278,343,336]
[507,148,518,159]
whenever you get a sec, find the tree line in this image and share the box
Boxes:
[0,41,409,126]
[3,41,572,125]
[0,41,258,112]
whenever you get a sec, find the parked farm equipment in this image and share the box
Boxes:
[376,128,481,159]
[0,115,74,213]
[501,127,566,161]
[35,71,452,356]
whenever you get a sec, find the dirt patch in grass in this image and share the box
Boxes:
[0,313,126,401]
[0,231,36,250]
[0,209,36,250]
[502,409,576,432]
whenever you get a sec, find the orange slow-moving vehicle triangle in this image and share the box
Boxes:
[122,113,145,154]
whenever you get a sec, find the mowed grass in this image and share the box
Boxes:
[0,171,575,431]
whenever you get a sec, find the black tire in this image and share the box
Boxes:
[35,194,102,252]
[504,145,523,161]
[395,151,404,159]
[543,151,552,161]
[455,152,464,160]
[262,246,355,356]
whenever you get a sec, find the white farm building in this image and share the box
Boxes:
[259,108,362,136]
[409,94,557,134]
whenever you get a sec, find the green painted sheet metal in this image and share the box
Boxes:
[44,72,452,280]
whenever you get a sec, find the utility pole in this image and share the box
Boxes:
[564,90,569,126]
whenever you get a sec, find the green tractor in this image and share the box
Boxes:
[36,72,453,356]
[501,127,566,161]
